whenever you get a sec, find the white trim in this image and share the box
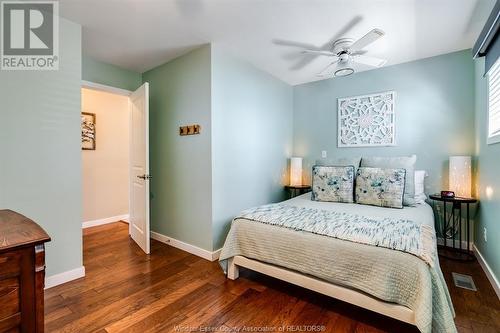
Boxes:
[487,133,500,145]
[150,231,220,262]
[473,244,500,300]
[82,80,132,96]
[45,266,85,289]
[211,248,222,261]
[82,214,129,229]
[487,59,500,145]
[228,256,415,325]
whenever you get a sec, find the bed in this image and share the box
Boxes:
[219,193,456,333]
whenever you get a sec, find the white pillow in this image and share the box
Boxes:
[414,170,427,204]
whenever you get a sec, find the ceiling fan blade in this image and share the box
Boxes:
[323,16,363,50]
[350,29,385,51]
[302,50,338,57]
[290,54,319,70]
[353,54,387,67]
[282,52,304,61]
[274,39,323,70]
[350,50,368,56]
[272,39,318,50]
[317,60,340,77]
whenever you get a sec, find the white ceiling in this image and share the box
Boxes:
[59,0,496,86]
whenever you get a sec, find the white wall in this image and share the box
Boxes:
[81,88,129,223]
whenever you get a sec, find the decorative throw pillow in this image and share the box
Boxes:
[360,155,416,206]
[312,166,355,203]
[355,167,406,209]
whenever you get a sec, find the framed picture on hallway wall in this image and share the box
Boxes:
[81,112,96,150]
[338,91,396,147]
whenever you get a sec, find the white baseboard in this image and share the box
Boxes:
[82,214,129,229]
[150,231,221,262]
[211,248,222,261]
[473,245,500,300]
[45,266,85,289]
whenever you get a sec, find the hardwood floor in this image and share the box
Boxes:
[45,222,500,333]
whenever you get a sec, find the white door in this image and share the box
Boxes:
[129,82,150,254]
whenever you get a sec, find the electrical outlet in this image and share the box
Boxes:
[484,227,487,242]
[321,150,327,158]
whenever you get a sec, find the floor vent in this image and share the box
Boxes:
[452,272,477,291]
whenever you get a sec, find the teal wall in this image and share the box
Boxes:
[82,55,142,91]
[474,57,500,281]
[0,19,83,277]
[211,45,293,249]
[143,45,213,251]
[293,50,476,195]
[142,44,293,251]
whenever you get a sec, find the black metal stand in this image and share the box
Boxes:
[429,194,477,261]
[285,185,311,199]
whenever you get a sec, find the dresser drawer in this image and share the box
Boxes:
[0,313,21,333]
[0,278,20,319]
[0,252,21,279]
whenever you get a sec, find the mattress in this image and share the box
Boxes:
[219,194,456,333]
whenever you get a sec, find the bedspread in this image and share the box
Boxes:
[219,194,456,333]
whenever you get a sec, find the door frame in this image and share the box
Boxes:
[82,80,132,97]
[80,80,133,227]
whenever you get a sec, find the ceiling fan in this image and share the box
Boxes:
[277,28,387,77]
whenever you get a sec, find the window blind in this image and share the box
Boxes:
[488,58,500,141]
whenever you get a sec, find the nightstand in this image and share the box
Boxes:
[429,194,477,261]
[285,185,311,199]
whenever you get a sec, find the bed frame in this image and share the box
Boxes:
[227,255,416,325]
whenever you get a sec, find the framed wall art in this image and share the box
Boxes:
[81,112,96,150]
[337,91,396,147]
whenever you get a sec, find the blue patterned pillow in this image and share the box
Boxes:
[355,167,406,209]
[312,166,355,203]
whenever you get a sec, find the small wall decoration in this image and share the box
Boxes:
[338,91,396,147]
[81,112,96,150]
[179,124,201,136]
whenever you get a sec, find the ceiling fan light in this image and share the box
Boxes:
[334,67,354,77]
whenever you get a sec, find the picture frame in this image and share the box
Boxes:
[81,112,96,150]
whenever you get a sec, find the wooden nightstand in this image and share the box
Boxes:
[285,185,311,199]
[429,194,477,261]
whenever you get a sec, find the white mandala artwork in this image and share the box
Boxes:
[337,91,396,147]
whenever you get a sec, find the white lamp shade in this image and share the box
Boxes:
[449,156,471,198]
[290,157,303,186]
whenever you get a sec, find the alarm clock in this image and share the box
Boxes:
[441,190,455,198]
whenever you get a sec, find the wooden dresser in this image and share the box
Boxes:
[0,210,50,333]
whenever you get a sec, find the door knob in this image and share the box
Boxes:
[137,174,152,180]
